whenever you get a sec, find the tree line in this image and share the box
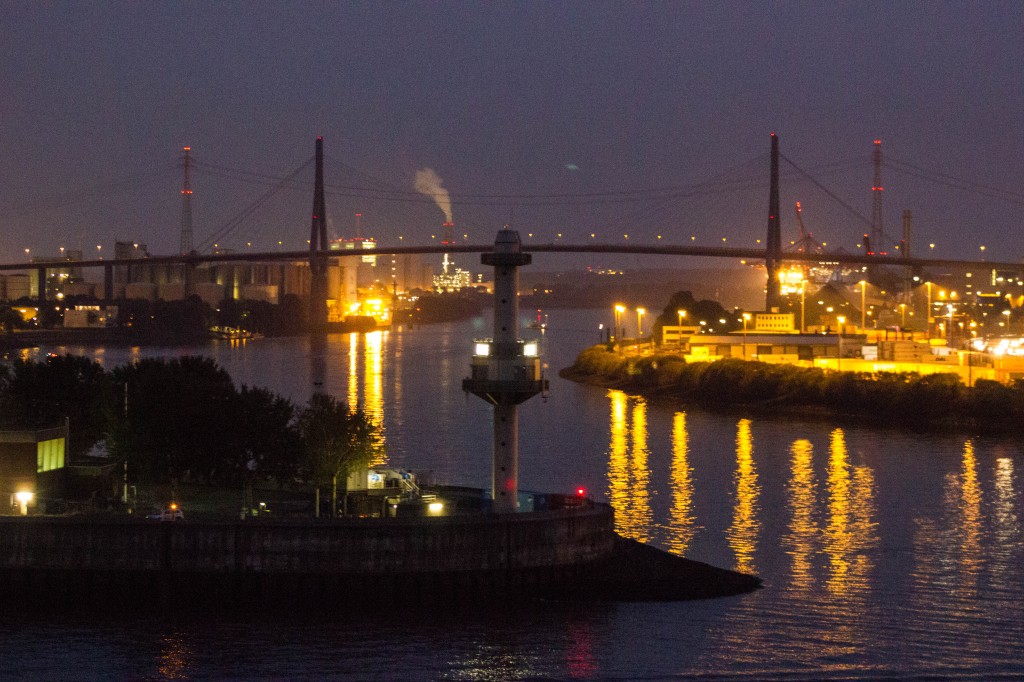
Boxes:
[562,346,1024,433]
[0,355,382,512]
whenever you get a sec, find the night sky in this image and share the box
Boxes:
[2,2,1023,265]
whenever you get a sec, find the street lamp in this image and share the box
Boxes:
[677,309,687,346]
[742,312,751,359]
[925,281,933,339]
[614,304,625,341]
[800,279,806,333]
[636,307,646,339]
[859,280,867,331]
[836,315,846,371]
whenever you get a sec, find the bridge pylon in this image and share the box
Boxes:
[764,132,782,311]
[309,137,329,330]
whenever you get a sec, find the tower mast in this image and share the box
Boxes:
[870,139,884,253]
[179,146,193,254]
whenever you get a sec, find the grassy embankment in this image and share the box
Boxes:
[560,345,1024,434]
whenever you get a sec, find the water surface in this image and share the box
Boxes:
[6,310,1022,679]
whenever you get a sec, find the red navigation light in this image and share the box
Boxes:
[874,139,882,145]
[576,487,586,497]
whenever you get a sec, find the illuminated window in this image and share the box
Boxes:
[37,437,65,473]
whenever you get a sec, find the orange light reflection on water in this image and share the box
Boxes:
[991,457,1019,590]
[665,411,699,556]
[784,438,816,593]
[157,631,191,680]
[727,418,759,574]
[347,332,359,412]
[823,428,877,596]
[605,390,652,542]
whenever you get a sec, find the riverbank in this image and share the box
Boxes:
[560,345,1024,434]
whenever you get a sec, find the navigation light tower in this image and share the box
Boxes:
[463,228,548,514]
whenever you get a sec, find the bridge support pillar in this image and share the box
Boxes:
[35,266,46,306]
[103,264,114,303]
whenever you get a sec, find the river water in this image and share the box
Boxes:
[3,309,1022,679]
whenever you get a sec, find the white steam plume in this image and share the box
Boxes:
[414,167,453,223]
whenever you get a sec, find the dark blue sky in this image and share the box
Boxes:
[2,2,1023,264]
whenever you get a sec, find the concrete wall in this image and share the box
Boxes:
[0,506,612,573]
[0,506,615,606]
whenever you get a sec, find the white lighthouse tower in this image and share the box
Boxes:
[463,228,548,513]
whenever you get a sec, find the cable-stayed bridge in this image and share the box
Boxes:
[2,136,1022,326]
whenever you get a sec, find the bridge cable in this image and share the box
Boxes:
[885,157,1024,205]
[780,153,872,227]
[195,157,314,253]
[0,166,178,214]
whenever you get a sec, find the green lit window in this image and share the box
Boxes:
[37,438,66,473]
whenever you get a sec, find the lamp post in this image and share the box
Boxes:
[925,281,932,339]
[899,303,907,330]
[614,304,625,342]
[636,307,646,339]
[677,309,687,346]
[742,312,751,359]
[836,315,845,372]
[859,280,867,331]
[800,279,806,333]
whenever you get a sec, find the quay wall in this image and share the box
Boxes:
[0,506,616,607]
